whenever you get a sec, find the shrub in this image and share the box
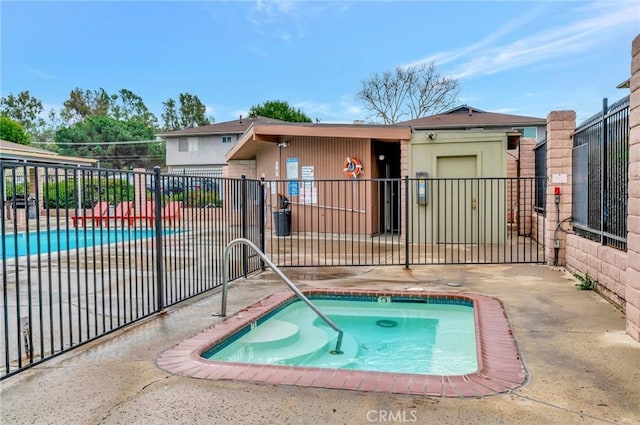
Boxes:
[42,177,135,209]
[574,271,596,290]
[183,189,222,208]
[5,182,26,198]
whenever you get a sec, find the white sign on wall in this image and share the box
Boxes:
[300,165,316,204]
[286,158,299,180]
[551,174,568,184]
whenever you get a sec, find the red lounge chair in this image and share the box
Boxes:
[99,201,132,227]
[71,201,109,228]
[128,200,155,226]
[161,201,182,226]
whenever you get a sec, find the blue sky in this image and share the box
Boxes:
[1,0,638,126]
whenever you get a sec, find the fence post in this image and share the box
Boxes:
[600,98,608,245]
[153,166,164,312]
[544,111,576,266]
[260,176,266,271]
[404,176,410,269]
[241,175,248,277]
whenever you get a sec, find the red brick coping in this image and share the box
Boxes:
[156,289,527,397]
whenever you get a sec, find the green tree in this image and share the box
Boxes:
[32,109,65,147]
[55,116,163,169]
[357,63,459,124]
[161,98,180,131]
[62,87,115,123]
[178,93,211,128]
[111,89,157,127]
[248,100,311,122]
[0,116,30,145]
[0,91,45,134]
[61,87,157,128]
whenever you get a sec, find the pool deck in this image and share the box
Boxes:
[2,264,640,424]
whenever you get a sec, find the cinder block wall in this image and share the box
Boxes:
[623,34,640,341]
[399,139,409,243]
[544,111,575,266]
[560,34,640,341]
[566,237,628,309]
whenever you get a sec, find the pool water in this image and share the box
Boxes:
[1,228,168,259]
[203,297,478,376]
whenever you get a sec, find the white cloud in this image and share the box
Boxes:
[27,68,54,80]
[492,107,525,114]
[410,1,639,80]
[407,4,550,69]
[247,0,351,41]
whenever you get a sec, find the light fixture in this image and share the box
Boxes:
[378,154,385,161]
[277,141,289,148]
[427,132,437,140]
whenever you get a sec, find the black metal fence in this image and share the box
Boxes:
[263,177,544,266]
[572,96,629,251]
[534,139,547,213]
[2,160,544,379]
[1,161,262,380]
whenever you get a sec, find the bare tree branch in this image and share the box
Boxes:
[357,63,459,124]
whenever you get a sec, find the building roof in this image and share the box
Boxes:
[156,115,286,137]
[226,122,411,161]
[398,105,546,129]
[0,139,97,166]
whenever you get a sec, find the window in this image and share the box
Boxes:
[222,135,233,144]
[513,127,537,138]
[178,137,198,152]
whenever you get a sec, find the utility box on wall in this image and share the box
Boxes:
[415,171,429,205]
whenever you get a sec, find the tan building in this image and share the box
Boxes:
[224,108,539,239]
[226,122,410,236]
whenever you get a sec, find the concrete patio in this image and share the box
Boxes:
[1,264,639,424]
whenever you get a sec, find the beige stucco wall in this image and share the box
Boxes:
[166,134,238,168]
[408,130,507,244]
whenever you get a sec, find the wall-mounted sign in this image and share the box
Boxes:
[551,173,567,184]
[286,158,299,180]
[300,182,317,204]
[301,165,314,180]
[287,181,299,197]
[300,166,316,204]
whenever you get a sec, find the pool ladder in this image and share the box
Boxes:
[220,238,344,355]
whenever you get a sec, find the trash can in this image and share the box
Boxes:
[273,209,291,236]
[27,198,37,219]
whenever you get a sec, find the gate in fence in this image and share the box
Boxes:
[262,177,545,267]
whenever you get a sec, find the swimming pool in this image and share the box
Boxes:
[157,289,527,397]
[1,228,167,259]
[203,297,477,376]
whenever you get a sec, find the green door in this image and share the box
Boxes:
[436,155,479,244]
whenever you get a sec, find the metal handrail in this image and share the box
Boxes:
[220,238,344,354]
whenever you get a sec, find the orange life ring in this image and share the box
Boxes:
[343,157,363,178]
